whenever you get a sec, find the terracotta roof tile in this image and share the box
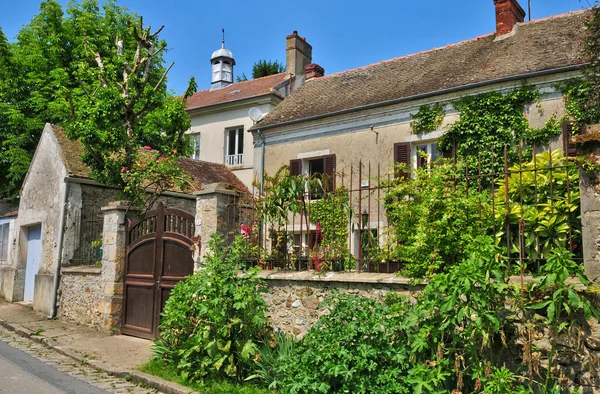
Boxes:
[48,124,247,194]
[256,10,589,129]
[185,73,287,111]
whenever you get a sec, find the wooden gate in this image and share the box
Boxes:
[121,201,195,339]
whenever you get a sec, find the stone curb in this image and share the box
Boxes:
[0,318,195,394]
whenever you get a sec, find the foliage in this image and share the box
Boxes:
[556,79,600,127]
[121,148,193,210]
[438,87,562,182]
[308,186,354,270]
[381,159,494,277]
[247,331,296,390]
[141,359,271,394]
[0,0,193,203]
[154,234,268,382]
[278,293,408,394]
[494,150,581,264]
[580,6,600,125]
[236,60,285,82]
[410,103,446,134]
[277,236,597,393]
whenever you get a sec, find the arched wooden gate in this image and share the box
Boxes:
[121,201,195,339]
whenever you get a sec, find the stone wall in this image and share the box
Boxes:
[58,266,104,329]
[259,271,422,337]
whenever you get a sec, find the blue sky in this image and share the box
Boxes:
[0,0,591,95]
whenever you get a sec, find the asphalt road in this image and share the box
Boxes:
[0,339,109,394]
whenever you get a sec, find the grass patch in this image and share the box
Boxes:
[140,359,271,394]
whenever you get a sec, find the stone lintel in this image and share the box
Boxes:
[101,200,138,211]
[194,183,239,197]
[61,266,102,275]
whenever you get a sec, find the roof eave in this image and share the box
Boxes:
[186,92,283,117]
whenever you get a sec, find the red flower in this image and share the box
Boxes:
[143,145,152,151]
[121,166,127,173]
[240,224,252,239]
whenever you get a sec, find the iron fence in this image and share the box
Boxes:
[225,144,581,275]
[70,207,104,266]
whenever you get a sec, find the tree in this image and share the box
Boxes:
[235,59,285,82]
[0,0,193,207]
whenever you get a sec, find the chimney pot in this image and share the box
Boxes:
[304,63,324,80]
[494,0,525,36]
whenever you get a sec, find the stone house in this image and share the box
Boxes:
[0,123,246,318]
[185,31,322,189]
[249,0,588,255]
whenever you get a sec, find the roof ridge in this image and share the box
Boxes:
[189,72,287,97]
[316,7,589,81]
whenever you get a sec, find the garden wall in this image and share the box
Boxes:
[260,271,600,392]
[259,271,423,337]
[58,266,104,328]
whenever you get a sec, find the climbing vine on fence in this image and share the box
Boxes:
[410,103,446,134]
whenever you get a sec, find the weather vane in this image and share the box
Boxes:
[222,28,225,48]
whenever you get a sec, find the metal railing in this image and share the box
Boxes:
[224,144,581,275]
[225,153,244,167]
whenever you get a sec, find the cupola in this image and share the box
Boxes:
[210,29,235,91]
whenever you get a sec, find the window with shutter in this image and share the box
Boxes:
[441,143,456,161]
[393,142,411,178]
[323,154,336,193]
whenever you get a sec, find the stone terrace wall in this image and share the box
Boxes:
[259,271,423,337]
[58,266,104,329]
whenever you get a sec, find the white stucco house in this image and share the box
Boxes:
[185,31,322,189]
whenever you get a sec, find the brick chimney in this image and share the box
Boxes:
[494,0,526,36]
[286,31,312,76]
[304,64,324,81]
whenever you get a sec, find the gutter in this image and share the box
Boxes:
[249,64,586,133]
[49,179,69,319]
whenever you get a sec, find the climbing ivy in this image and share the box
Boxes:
[556,79,600,127]
[410,103,446,134]
[438,87,561,179]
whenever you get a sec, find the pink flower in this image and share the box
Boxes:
[240,224,252,239]
[121,166,127,173]
[143,145,152,151]
[316,222,323,242]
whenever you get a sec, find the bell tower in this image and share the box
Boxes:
[210,29,235,91]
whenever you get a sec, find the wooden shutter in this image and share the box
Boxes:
[323,154,336,192]
[290,159,302,176]
[393,142,411,178]
[562,120,583,157]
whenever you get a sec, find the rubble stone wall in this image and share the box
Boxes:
[58,266,103,329]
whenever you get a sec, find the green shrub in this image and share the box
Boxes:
[278,293,409,394]
[153,234,268,382]
[248,331,296,390]
[382,159,494,277]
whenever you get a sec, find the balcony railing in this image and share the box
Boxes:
[225,153,244,167]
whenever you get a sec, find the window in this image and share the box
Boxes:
[0,223,9,260]
[225,127,244,167]
[394,140,453,177]
[415,142,440,168]
[289,154,336,197]
[192,133,201,160]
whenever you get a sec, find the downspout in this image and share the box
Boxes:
[48,179,69,319]
[257,130,266,249]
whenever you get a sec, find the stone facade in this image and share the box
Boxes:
[259,271,423,337]
[58,266,103,328]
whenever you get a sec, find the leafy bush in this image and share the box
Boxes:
[278,293,408,394]
[153,234,268,382]
[382,159,494,277]
[495,150,581,263]
[248,331,296,390]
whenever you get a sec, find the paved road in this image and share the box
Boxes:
[0,339,109,393]
[0,326,159,393]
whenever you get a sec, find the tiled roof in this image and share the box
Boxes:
[255,10,589,129]
[185,73,287,111]
[48,124,247,193]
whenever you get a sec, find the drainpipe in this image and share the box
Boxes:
[257,130,266,249]
[48,179,69,319]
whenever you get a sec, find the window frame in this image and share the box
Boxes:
[225,127,244,167]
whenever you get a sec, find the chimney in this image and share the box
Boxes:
[286,31,312,76]
[304,64,324,81]
[494,0,525,36]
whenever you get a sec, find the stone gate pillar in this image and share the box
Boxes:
[98,201,137,329]
[194,183,238,267]
[578,125,600,284]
